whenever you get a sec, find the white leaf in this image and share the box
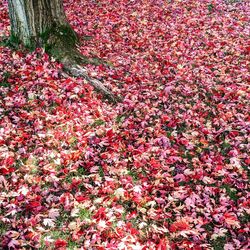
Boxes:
[43,218,55,227]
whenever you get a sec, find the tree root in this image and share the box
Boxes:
[49,42,121,103]
[14,22,120,103]
[63,63,121,104]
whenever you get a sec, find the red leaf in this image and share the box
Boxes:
[106,129,114,138]
[169,220,190,232]
[245,158,250,165]
[55,239,67,248]
[162,114,170,122]
[0,167,15,175]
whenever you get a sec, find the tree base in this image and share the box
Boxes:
[5,23,120,103]
[42,26,121,103]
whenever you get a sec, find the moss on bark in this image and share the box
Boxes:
[41,25,110,67]
[39,24,80,63]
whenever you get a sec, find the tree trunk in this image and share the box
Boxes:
[7,0,119,103]
[8,0,69,44]
[8,0,79,60]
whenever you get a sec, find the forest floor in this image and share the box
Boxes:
[0,0,249,249]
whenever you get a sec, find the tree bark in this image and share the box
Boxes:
[8,0,69,46]
[7,0,119,103]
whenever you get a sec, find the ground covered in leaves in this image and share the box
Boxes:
[0,0,249,249]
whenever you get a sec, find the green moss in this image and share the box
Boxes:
[78,208,92,220]
[98,166,105,178]
[64,167,88,183]
[220,141,231,156]
[127,170,139,183]
[116,114,126,124]
[0,81,10,88]
[0,32,20,49]
[40,25,112,67]
[40,24,78,47]
[208,4,215,14]
[77,166,88,176]
[0,71,11,88]
[68,241,80,249]
[0,221,8,236]
[220,184,238,201]
[202,222,214,232]
[239,212,250,224]
[38,24,79,62]
[6,31,37,51]
[211,236,227,250]
[56,211,71,227]
[91,119,106,127]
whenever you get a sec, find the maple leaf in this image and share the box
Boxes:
[169,220,190,233]
[0,167,15,175]
[0,175,8,190]
[43,218,55,227]
[48,208,60,219]
[223,212,241,228]
[8,239,19,248]
[55,239,67,248]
